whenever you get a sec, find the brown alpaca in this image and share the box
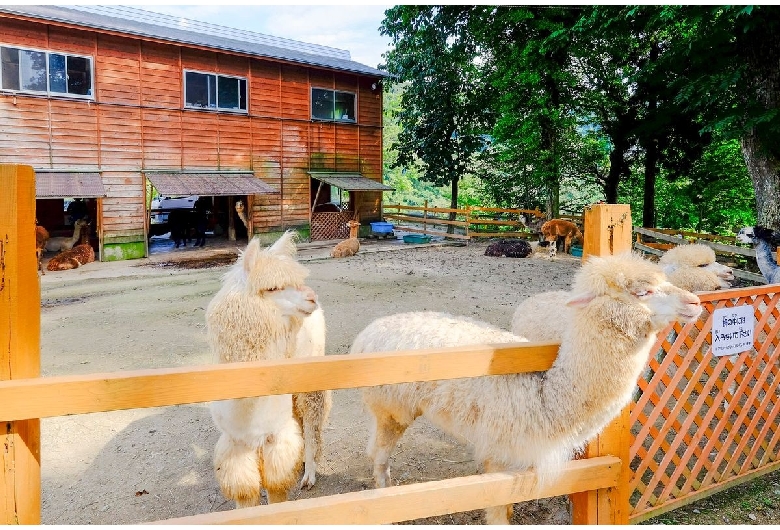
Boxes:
[36,225,50,275]
[46,243,95,271]
[331,220,361,258]
[541,219,583,254]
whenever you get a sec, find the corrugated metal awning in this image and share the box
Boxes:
[35,171,107,198]
[145,172,278,196]
[308,172,394,191]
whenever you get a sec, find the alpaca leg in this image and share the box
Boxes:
[366,405,412,488]
[482,459,512,525]
[259,417,304,503]
[213,433,262,508]
[293,390,333,490]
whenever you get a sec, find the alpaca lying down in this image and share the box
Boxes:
[352,252,702,524]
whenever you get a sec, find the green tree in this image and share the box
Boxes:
[647,6,780,229]
[380,6,493,229]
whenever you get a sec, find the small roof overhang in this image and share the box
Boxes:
[145,172,278,196]
[308,172,394,191]
[35,171,107,198]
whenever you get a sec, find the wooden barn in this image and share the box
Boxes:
[0,5,390,261]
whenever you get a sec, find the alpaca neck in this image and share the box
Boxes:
[70,223,84,245]
[237,209,249,229]
[539,298,654,434]
[754,238,780,283]
[349,226,359,239]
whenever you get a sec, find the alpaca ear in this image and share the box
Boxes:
[242,237,262,274]
[268,230,298,258]
[566,292,596,308]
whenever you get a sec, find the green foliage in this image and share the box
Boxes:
[379,5,778,231]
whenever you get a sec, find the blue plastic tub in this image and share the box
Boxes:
[370,221,394,234]
[570,245,583,257]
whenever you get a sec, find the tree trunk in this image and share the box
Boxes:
[448,174,459,234]
[605,141,628,203]
[642,138,659,228]
[741,133,780,230]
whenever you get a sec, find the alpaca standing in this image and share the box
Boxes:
[540,219,583,254]
[207,232,323,507]
[352,252,701,524]
[737,226,780,284]
[331,220,361,258]
[45,218,89,252]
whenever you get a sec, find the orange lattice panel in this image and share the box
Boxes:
[630,285,780,522]
[311,211,353,241]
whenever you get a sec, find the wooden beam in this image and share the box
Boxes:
[0,164,41,524]
[154,456,621,525]
[0,343,559,421]
[571,204,633,524]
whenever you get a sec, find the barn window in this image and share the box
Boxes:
[184,70,247,112]
[0,45,93,98]
[312,88,355,122]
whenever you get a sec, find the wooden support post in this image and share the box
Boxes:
[228,196,236,241]
[0,164,41,524]
[581,203,633,261]
[570,203,632,524]
[423,200,428,236]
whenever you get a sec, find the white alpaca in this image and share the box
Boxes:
[45,218,89,252]
[658,243,734,291]
[352,252,702,524]
[512,243,733,341]
[207,232,322,507]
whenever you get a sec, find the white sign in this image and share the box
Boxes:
[711,305,755,357]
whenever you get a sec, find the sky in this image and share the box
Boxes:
[117,4,395,69]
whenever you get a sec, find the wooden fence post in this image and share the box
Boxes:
[0,164,42,524]
[570,203,632,524]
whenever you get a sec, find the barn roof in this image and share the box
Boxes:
[308,172,394,191]
[145,172,278,197]
[35,171,107,198]
[0,5,388,78]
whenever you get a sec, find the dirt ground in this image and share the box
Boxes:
[38,236,584,525]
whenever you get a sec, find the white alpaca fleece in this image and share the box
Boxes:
[206,231,318,506]
[354,252,702,525]
[658,243,734,290]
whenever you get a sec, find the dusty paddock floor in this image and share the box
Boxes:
[39,238,582,525]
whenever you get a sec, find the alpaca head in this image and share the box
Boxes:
[567,252,702,331]
[738,225,780,245]
[235,200,244,214]
[230,231,313,310]
[347,220,360,238]
[659,244,734,284]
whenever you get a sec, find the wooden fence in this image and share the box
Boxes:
[3,170,778,525]
[0,167,630,524]
[633,226,776,285]
[383,202,545,240]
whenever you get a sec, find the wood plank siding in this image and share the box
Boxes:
[0,15,384,250]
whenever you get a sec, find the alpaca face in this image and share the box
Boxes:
[632,280,702,329]
[737,226,755,244]
[267,285,318,319]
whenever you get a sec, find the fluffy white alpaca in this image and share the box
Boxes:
[207,232,319,507]
[658,243,734,291]
[352,252,702,524]
[512,243,732,341]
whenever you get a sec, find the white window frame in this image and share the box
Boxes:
[183,69,248,113]
[0,43,94,100]
[311,87,357,123]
